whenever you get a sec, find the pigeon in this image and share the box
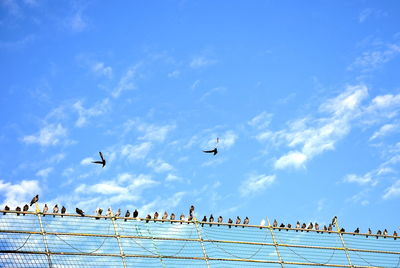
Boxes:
[323,225,327,232]
[273,219,278,228]
[243,217,249,227]
[331,216,337,227]
[124,210,130,221]
[394,231,397,240]
[203,148,218,156]
[354,227,359,235]
[340,228,345,233]
[228,218,233,228]
[115,209,121,218]
[43,204,48,216]
[315,223,319,233]
[162,212,168,222]
[287,223,292,230]
[180,214,185,224]
[189,205,195,216]
[53,205,59,217]
[61,206,66,217]
[188,214,193,223]
[376,230,382,239]
[201,216,207,227]
[154,212,159,222]
[383,229,388,238]
[76,208,85,216]
[307,222,313,232]
[218,216,223,226]
[16,206,21,216]
[170,213,175,223]
[146,214,151,223]
[133,209,139,218]
[328,224,332,232]
[367,228,371,238]
[301,223,306,232]
[30,195,39,206]
[3,205,10,215]
[106,208,112,219]
[209,214,214,227]
[295,221,300,232]
[235,216,241,227]
[95,208,103,220]
[260,219,266,229]
[279,223,285,231]
[22,204,29,215]
[92,151,106,168]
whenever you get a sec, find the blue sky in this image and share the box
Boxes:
[0,0,399,234]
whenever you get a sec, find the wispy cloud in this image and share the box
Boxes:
[121,142,152,160]
[369,123,398,140]
[348,43,400,71]
[0,34,36,49]
[359,8,387,23]
[240,174,276,196]
[123,119,175,142]
[168,70,180,78]
[343,173,375,185]
[200,86,226,100]
[92,62,113,78]
[22,123,67,146]
[147,159,174,173]
[36,167,53,178]
[248,112,273,129]
[190,56,217,68]
[383,180,400,200]
[73,98,111,127]
[112,64,141,98]
[67,11,88,32]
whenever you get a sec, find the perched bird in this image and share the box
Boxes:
[124,210,130,221]
[180,214,185,224]
[3,205,10,215]
[189,205,195,216]
[340,228,345,233]
[209,214,214,227]
[203,148,218,156]
[243,217,249,228]
[76,208,85,216]
[16,206,21,216]
[30,195,39,206]
[61,206,66,217]
[146,214,151,223]
[154,212,159,222]
[228,218,233,228]
[218,216,223,226]
[367,228,371,238]
[301,223,306,232]
[170,213,175,223]
[394,231,397,240]
[323,225,328,232]
[115,208,121,218]
[332,216,337,227]
[260,219,266,229]
[376,230,382,239]
[235,216,241,227]
[23,204,29,215]
[353,227,359,235]
[287,223,292,230]
[92,151,106,168]
[106,208,112,219]
[53,205,59,217]
[383,229,388,238]
[201,216,207,227]
[328,224,332,232]
[315,223,320,233]
[95,208,103,220]
[279,223,285,231]
[162,211,168,222]
[273,219,278,228]
[43,204,48,216]
[307,222,313,232]
[188,214,193,223]
[295,221,300,232]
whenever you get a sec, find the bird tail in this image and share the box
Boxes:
[53,215,55,218]
[229,225,231,228]
[124,219,127,222]
[17,213,20,216]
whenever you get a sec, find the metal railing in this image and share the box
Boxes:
[0,210,399,267]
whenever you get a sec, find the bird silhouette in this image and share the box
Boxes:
[366,228,371,238]
[228,218,233,228]
[354,227,359,235]
[328,224,332,232]
[209,214,214,227]
[376,230,382,239]
[273,219,278,228]
[301,223,306,232]
[92,152,106,168]
[162,211,168,222]
[218,216,223,226]
[95,208,103,220]
[30,195,39,206]
[76,208,85,216]
[201,216,207,227]
[279,223,285,231]
[383,229,388,238]
[61,206,66,217]
[189,205,195,216]
[323,225,327,232]
[53,205,59,217]
[394,231,397,240]
[243,217,249,227]
[188,214,193,223]
[106,208,112,219]
[170,213,175,223]
[307,222,313,232]
[23,204,29,215]
[180,214,185,224]
[287,223,292,230]
[133,209,138,218]
[235,216,241,226]
[124,210,130,221]
[315,223,320,233]
[146,214,151,223]
[115,208,121,218]
[331,216,337,226]
[43,204,48,216]
[295,221,300,232]
[16,206,21,216]
[203,148,218,155]
[154,212,159,222]
[3,205,10,215]
[340,228,345,233]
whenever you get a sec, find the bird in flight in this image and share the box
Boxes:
[203,148,218,155]
[92,152,106,168]
[30,195,39,206]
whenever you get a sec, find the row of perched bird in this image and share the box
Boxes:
[2,196,398,240]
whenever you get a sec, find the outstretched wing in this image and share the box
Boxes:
[92,161,103,164]
[99,152,105,161]
[203,149,214,153]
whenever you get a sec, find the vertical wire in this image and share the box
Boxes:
[111,213,127,268]
[335,218,354,268]
[267,217,285,268]
[193,217,210,268]
[36,203,53,268]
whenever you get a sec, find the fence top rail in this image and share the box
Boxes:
[0,210,398,239]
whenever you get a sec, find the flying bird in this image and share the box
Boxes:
[23,204,29,215]
[243,217,249,227]
[133,209,138,218]
[106,208,112,219]
[331,216,337,226]
[162,212,168,222]
[61,206,66,217]
[53,205,59,217]
[228,218,233,228]
[235,216,241,226]
[16,206,21,216]
[180,214,185,224]
[154,212,159,222]
[218,216,223,226]
[76,208,85,216]
[146,214,151,223]
[260,219,266,229]
[92,152,106,168]
[354,227,359,235]
[209,214,214,227]
[203,148,218,156]
[124,210,130,221]
[43,204,48,216]
[30,195,39,206]
[201,216,207,227]
[3,205,10,215]
[189,205,195,216]
[170,213,175,223]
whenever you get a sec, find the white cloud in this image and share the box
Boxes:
[343,173,373,185]
[112,64,140,98]
[240,174,276,196]
[22,123,67,146]
[80,157,94,165]
[92,62,112,78]
[121,142,152,160]
[190,56,217,68]
[147,159,174,173]
[168,70,180,78]
[369,123,398,140]
[165,174,184,182]
[36,167,53,178]
[73,98,110,127]
[123,119,175,142]
[383,180,400,200]
[359,8,387,23]
[347,190,370,206]
[248,112,273,129]
[200,86,226,100]
[274,151,307,169]
[0,179,41,207]
[67,12,88,32]
[349,43,400,71]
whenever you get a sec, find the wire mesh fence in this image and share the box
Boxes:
[0,209,399,267]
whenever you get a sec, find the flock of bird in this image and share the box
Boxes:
[2,195,398,240]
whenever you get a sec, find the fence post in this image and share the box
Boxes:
[193,217,210,268]
[36,203,52,268]
[335,218,353,268]
[111,215,127,268]
[267,217,285,268]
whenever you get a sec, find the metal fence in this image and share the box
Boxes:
[0,209,399,267]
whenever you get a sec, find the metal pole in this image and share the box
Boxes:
[335,218,353,268]
[267,217,285,268]
[193,217,211,268]
[36,203,52,268]
[111,213,127,268]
